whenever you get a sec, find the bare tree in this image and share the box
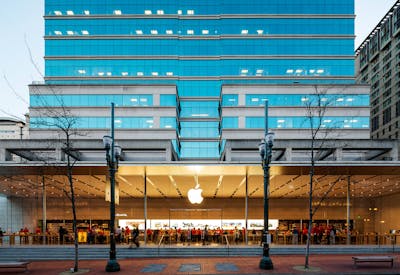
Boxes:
[302,85,345,269]
[23,36,84,271]
[30,84,83,272]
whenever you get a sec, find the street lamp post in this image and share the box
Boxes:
[104,102,122,272]
[259,100,274,270]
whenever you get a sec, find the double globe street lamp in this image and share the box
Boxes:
[258,100,274,270]
[104,102,122,272]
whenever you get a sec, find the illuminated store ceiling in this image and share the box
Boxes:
[0,165,399,200]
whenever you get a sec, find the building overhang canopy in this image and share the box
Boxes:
[0,138,399,200]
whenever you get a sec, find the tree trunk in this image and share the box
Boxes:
[305,147,315,269]
[66,140,79,272]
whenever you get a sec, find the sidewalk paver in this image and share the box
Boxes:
[16,254,400,275]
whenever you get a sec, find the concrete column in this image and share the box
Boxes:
[165,144,172,161]
[154,94,160,106]
[238,117,245,128]
[389,142,398,161]
[144,169,147,245]
[334,148,343,161]
[224,142,232,161]
[346,176,351,245]
[0,148,12,161]
[153,117,160,128]
[284,148,292,161]
[42,175,47,245]
[55,147,64,161]
[238,93,245,106]
[245,170,248,245]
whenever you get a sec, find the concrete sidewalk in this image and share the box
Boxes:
[11,254,399,275]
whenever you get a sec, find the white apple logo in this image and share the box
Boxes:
[188,184,203,204]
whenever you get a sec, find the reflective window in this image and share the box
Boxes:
[45,39,354,56]
[180,141,220,159]
[160,117,177,129]
[30,117,154,129]
[45,59,355,78]
[179,101,220,118]
[177,80,221,97]
[244,94,369,107]
[30,94,153,107]
[180,121,220,138]
[46,0,353,15]
[160,94,177,106]
[222,117,238,128]
[45,18,354,36]
[222,94,238,106]
[245,116,370,129]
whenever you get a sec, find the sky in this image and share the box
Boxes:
[0,0,398,120]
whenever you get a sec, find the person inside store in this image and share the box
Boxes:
[146,228,153,243]
[97,227,106,244]
[330,225,336,245]
[116,226,122,243]
[186,227,192,245]
[130,226,140,248]
[302,225,308,244]
[202,225,208,245]
[234,226,240,244]
[292,226,299,245]
[59,226,67,244]
[124,226,131,243]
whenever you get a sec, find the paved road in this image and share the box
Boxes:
[10,254,399,274]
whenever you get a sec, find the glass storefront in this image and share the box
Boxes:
[0,165,399,247]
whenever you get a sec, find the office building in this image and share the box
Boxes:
[355,0,400,139]
[31,0,360,159]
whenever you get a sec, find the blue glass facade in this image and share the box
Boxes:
[39,0,357,159]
